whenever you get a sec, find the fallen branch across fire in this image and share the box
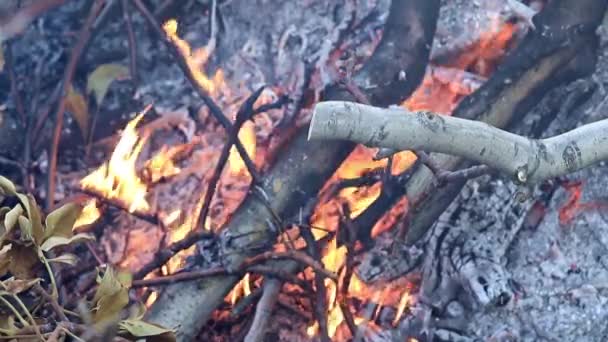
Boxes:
[308,101,608,184]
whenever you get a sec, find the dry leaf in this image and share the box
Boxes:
[2,278,40,294]
[118,319,176,342]
[87,64,129,105]
[65,85,89,140]
[44,202,83,240]
[7,244,38,279]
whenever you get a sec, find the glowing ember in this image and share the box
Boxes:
[558,181,583,225]
[80,110,150,213]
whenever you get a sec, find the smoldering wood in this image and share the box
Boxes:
[145,0,441,339]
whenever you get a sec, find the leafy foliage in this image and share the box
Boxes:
[0,176,175,341]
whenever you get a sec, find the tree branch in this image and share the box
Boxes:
[309,101,608,184]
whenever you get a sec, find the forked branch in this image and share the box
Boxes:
[309,101,608,184]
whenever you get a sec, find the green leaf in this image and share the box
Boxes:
[66,85,89,140]
[40,233,94,252]
[17,216,32,241]
[46,253,78,266]
[0,176,16,196]
[16,194,44,245]
[92,267,131,324]
[87,64,129,105]
[118,319,176,342]
[44,202,83,240]
[3,206,22,233]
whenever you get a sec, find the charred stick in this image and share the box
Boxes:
[133,229,215,280]
[197,86,266,230]
[79,189,159,225]
[300,225,330,342]
[231,286,264,318]
[46,0,106,210]
[243,278,281,342]
[121,0,138,86]
[3,40,26,124]
[246,250,337,281]
[338,205,359,338]
[33,283,69,322]
[0,0,67,41]
[133,250,335,287]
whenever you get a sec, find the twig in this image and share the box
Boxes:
[46,0,106,210]
[133,229,216,280]
[3,40,26,124]
[0,0,67,42]
[133,250,336,287]
[121,0,138,86]
[417,151,491,184]
[339,205,358,337]
[196,87,266,230]
[243,278,281,342]
[300,225,330,342]
[33,284,69,322]
[79,189,159,225]
[309,101,608,184]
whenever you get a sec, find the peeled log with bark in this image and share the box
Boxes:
[309,101,608,184]
[145,0,440,339]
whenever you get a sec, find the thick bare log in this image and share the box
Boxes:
[146,0,440,339]
[309,101,608,184]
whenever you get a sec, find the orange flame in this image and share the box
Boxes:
[80,111,150,213]
[228,120,256,175]
[163,19,224,96]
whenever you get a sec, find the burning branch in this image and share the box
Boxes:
[308,101,608,184]
[146,0,441,338]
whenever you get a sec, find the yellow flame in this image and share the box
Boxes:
[228,120,256,175]
[80,112,149,213]
[163,19,223,96]
[393,291,411,326]
[230,273,251,305]
[144,146,181,183]
[73,199,101,228]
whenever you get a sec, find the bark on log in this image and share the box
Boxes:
[309,101,608,184]
[145,0,440,339]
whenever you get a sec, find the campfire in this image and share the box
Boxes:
[1,0,608,341]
